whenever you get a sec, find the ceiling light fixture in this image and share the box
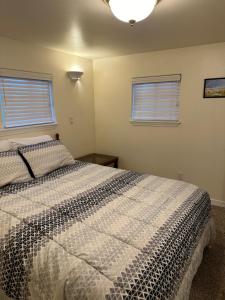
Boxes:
[104,0,158,26]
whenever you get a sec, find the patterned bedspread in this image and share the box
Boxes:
[0,161,211,300]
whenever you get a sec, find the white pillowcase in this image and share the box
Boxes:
[10,135,53,150]
[19,140,74,178]
[0,150,32,187]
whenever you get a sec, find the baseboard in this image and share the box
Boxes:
[211,199,225,208]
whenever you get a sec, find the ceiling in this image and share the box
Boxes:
[0,0,225,59]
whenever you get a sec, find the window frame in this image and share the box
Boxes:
[0,69,57,130]
[131,74,181,126]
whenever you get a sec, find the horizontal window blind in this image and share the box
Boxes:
[131,74,181,122]
[0,76,56,128]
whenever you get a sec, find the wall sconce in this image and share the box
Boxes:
[67,71,84,82]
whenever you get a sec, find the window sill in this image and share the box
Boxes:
[130,120,181,127]
[0,123,58,138]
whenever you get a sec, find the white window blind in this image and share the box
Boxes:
[131,74,181,122]
[0,76,56,128]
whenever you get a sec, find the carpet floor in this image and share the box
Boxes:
[189,206,225,300]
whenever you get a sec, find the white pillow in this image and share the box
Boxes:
[10,135,53,150]
[19,140,74,178]
[0,150,32,187]
[0,140,11,152]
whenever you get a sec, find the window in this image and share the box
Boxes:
[0,71,56,129]
[131,74,181,123]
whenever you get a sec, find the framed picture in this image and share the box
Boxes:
[204,78,225,98]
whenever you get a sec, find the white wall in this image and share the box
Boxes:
[94,42,225,203]
[0,36,95,157]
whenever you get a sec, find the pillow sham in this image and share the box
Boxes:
[19,140,75,178]
[10,135,53,150]
[0,150,32,187]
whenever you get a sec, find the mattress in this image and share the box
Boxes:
[0,161,213,300]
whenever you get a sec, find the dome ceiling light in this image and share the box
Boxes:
[103,0,158,26]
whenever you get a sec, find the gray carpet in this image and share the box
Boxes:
[189,206,225,300]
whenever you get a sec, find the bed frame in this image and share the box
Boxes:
[55,133,60,140]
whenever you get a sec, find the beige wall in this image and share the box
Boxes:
[94,42,225,203]
[1,36,225,203]
[0,36,95,157]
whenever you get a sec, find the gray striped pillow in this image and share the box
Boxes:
[0,150,32,187]
[19,140,75,178]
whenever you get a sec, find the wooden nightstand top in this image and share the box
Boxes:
[76,153,118,168]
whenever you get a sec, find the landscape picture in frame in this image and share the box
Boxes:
[204,78,225,98]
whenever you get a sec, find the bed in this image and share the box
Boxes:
[0,137,213,300]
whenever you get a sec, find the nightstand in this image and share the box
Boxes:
[76,153,119,168]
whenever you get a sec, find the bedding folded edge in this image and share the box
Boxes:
[175,218,215,300]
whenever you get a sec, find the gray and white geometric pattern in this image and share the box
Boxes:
[19,140,75,178]
[0,150,31,187]
[0,161,211,300]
